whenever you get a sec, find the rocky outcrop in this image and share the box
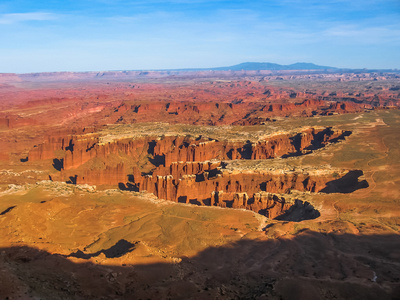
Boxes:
[28,136,71,161]
[27,127,360,219]
[31,127,347,169]
[130,169,325,219]
[28,134,99,163]
[76,163,126,186]
[31,127,349,176]
[134,169,333,205]
[152,161,221,178]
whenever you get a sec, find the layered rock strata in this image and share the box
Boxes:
[28,127,354,219]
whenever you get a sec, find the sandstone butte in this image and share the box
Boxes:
[0,71,399,299]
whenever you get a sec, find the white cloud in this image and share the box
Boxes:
[0,12,58,24]
[107,11,180,24]
[323,24,400,44]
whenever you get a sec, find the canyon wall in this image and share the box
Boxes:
[29,127,347,172]
[132,168,333,217]
[109,99,366,126]
[26,127,356,219]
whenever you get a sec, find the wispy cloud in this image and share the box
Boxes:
[0,0,399,71]
[0,12,58,24]
[323,23,400,44]
[107,11,180,24]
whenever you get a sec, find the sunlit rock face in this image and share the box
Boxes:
[26,127,360,219]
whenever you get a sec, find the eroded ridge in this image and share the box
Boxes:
[26,126,365,219]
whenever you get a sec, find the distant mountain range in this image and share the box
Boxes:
[208,62,336,71]
[160,62,400,73]
[166,62,337,72]
[2,63,397,82]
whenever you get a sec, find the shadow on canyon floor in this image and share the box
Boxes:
[320,170,369,194]
[273,200,320,221]
[281,130,352,159]
[1,232,399,300]
[0,206,16,216]
[68,239,137,259]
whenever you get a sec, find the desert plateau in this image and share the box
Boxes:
[0,68,399,299]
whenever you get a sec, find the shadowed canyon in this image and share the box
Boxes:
[0,70,399,299]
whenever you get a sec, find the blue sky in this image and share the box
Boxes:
[0,0,399,73]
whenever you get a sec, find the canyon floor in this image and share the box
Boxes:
[0,72,399,299]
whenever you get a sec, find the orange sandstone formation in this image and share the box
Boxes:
[27,127,356,219]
